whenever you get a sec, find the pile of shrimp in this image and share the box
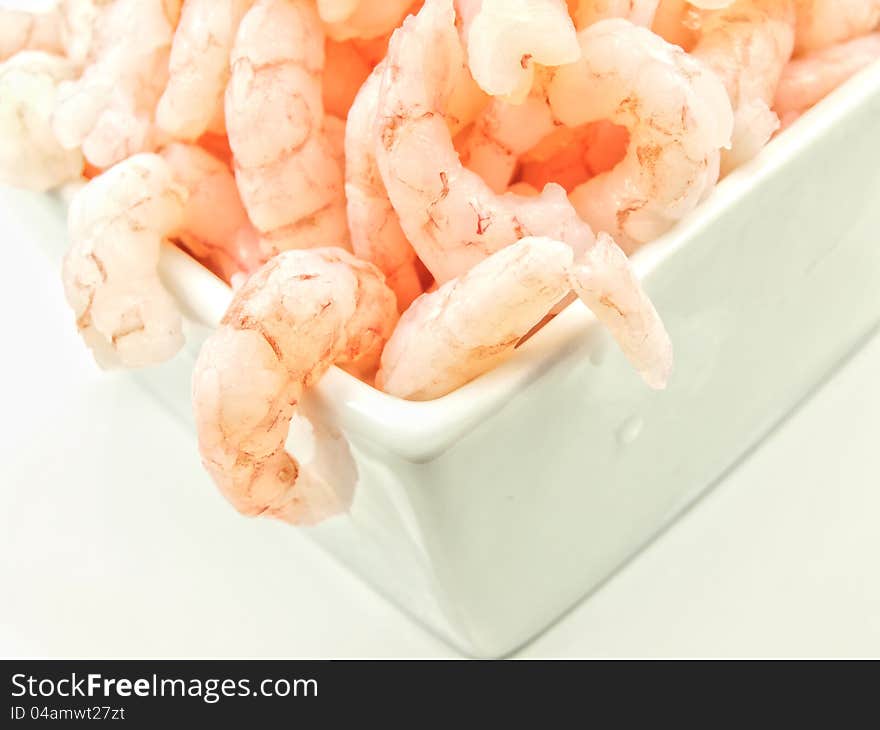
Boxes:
[2,0,878,523]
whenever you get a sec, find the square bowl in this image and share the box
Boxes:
[16,61,880,657]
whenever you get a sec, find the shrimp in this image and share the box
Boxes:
[377,237,575,399]
[52,0,182,169]
[0,52,84,191]
[0,5,64,62]
[793,0,880,56]
[345,64,425,310]
[61,154,187,368]
[688,0,796,174]
[191,248,398,524]
[378,233,673,398]
[160,143,263,283]
[321,0,414,41]
[455,0,580,101]
[571,0,660,30]
[549,19,733,251]
[375,0,672,386]
[156,0,254,142]
[225,0,344,244]
[775,33,880,118]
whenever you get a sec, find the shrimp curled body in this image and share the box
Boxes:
[375,0,673,387]
[551,18,734,251]
[192,248,398,524]
[61,153,187,368]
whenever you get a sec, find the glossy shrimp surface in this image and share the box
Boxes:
[550,18,733,251]
[156,0,254,141]
[61,153,186,368]
[225,0,344,242]
[192,248,398,524]
[375,0,672,386]
[0,51,84,191]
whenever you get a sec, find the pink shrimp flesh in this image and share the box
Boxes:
[225,0,345,245]
[455,0,581,101]
[689,0,796,174]
[156,0,255,141]
[62,153,187,368]
[0,51,84,191]
[377,236,576,399]
[345,63,425,311]
[191,248,398,524]
[51,0,182,169]
[572,0,660,30]
[375,0,672,386]
[549,18,733,251]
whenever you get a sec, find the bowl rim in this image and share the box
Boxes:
[158,61,880,461]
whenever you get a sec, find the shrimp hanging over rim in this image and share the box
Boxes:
[191,248,398,524]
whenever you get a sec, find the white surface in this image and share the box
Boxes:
[1,211,879,657]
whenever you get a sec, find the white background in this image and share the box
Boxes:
[1,186,879,658]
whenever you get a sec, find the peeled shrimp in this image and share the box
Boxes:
[793,0,880,56]
[571,0,660,30]
[775,32,880,118]
[191,248,398,524]
[375,0,672,387]
[61,153,186,368]
[0,52,84,191]
[345,63,425,310]
[689,0,795,174]
[156,0,254,141]
[377,237,575,399]
[549,18,733,251]
[52,0,182,169]
[226,0,344,245]
[455,0,580,101]
[0,5,64,62]
[160,143,263,283]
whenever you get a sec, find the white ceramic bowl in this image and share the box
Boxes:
[21,61,880,657]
